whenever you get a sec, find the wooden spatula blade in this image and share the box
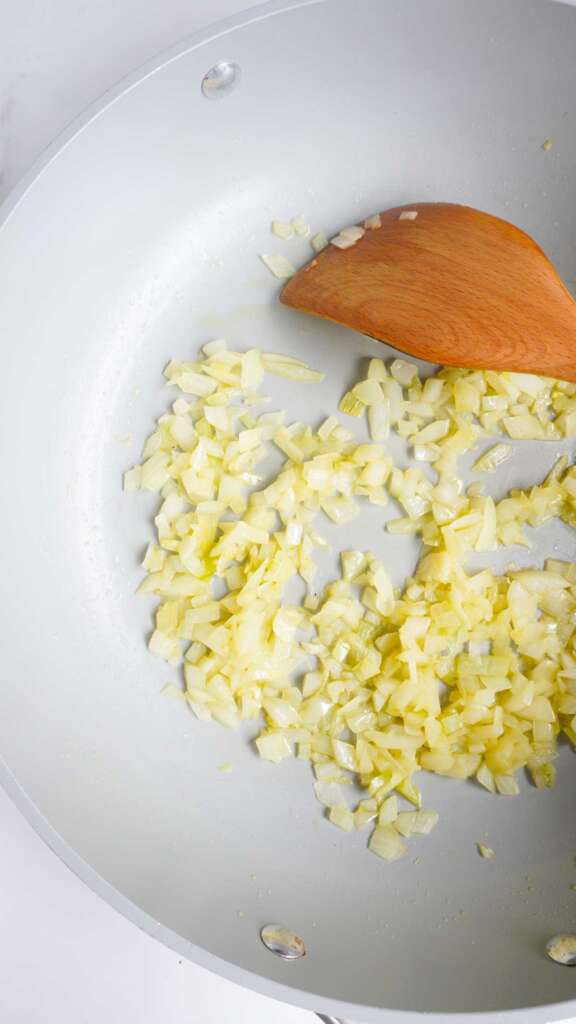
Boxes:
[281,203,576,383]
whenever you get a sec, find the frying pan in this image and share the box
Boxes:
[1,0,576,1021]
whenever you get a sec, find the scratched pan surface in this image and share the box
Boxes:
[1,1,576,1021]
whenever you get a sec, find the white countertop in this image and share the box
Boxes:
[0,785,313,1024]
[0,5,314,1020]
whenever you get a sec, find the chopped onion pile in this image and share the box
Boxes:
[126,340,576,863]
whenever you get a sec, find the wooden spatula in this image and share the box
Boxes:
[281,203,576,383]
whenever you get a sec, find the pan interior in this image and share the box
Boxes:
[1,0,576,1016]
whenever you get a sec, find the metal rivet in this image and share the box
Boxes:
[546,934,576,966]
[201,61,241,99]
[260,924,306,960]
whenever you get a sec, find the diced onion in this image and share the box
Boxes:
[128,308,576,868]
[330,232,359,249]
[364,213,382,229]
[390,359,418,386]
[339,225,365,242]
[413,810,439,835]
[477,843,496,859]
[378,796,398,826]
[292,214,311,238]
[311,232,328,253]
[259,253,296,279]
[495,775,520,796]
[314,781,346,808]
[473,443,513,473]
[329,806,354,831]
[395,811,418,837]
[369,825,407,861]
[271,219,294,239]
[256,734,292,762]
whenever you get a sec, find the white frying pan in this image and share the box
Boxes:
[1,1,576,1021]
